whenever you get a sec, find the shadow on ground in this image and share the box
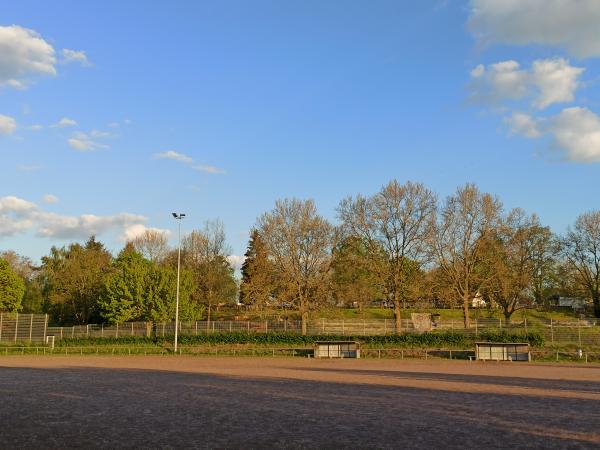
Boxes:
[1,365,599,449]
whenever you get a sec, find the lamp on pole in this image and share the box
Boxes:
[172,212,186,353]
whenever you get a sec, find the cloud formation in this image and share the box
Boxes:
[548,107,600,163]
[0,25,56,89]
[154,150,225,174]
[470,58,584,110]
[68,131,110,151]
[504,112,540,138]
[61,49,90,66]
[0,114,17,135]
[52,117,77,128]
[469,0,600,58]
[42,194,59,204]
[121,224,171,243]
[0,195,158,240]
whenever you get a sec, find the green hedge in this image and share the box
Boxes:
[54,330,544,348]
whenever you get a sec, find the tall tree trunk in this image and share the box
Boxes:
[463,294,470,328]
[300,296,308,336]
[394,299,402,335]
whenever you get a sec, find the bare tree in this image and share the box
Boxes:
[563,211,600,317]
[181,219,237,323]
[131,229,170,263]
[258,199,334,335]
[432,183,502,328]
[338,180,437,333]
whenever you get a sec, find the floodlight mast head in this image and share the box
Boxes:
[172,212,185,219]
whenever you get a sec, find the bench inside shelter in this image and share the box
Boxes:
[314,341,360,359]
[475,342,530,362]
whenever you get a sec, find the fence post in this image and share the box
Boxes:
[43,314,48,343]
[384,319,387,335]
[524,318,528,333]
[550,318,554,343]
[0,313,3,341]
[14,312,18,343]
[195,321,198,335]
[72,326,75,338]
[116,323,119,338]
[578,320,582,347]
[229,321,232,333]
[499,318,502,329]
[60,327,63,339]
[87,324,90,337]
[363,319,366,336]
[29,314,34,342]
[322,318,325,334]
[247,321,250,333]
[131,322,134,336]
[342,320,345,336]
[475,319,478,337]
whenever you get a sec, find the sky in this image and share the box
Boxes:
[1,0,600,265]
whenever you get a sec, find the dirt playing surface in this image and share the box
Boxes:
[1,356,600,449]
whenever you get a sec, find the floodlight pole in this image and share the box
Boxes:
[172,212,186,353]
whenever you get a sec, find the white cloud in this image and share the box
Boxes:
[61,49,90,66]
[42,194,59,204]
[155,150,194,164]
[470,60,528,104]
[121,224,171,243]
[0,25,56,89]
[27,124,43,131]
[470,58,584,110]
[155,150,226,175]
[52,117,77,128]
[469,0,600,58]
[504,112,541,138]
[0,195,155,239]
[531,59,584,110]
[68,131,109,151]
[547,107,600,163]
[0,114,17,135]
[193,164,226,175]
[227,254,246,270]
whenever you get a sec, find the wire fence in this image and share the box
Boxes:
[3,314,600,349]
[0,313,47,343]
[2,345,600,363]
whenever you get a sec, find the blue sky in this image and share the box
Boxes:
[1,0,600,264]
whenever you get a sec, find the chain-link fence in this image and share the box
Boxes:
[39,317,600,348]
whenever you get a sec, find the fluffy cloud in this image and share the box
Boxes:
[0,195,153,239]
[531,59,584,110]
[52,117,77,128]
[470,58,584,109]
[227,255,246,270]
[121,224,171,243]
[548,107,600,163]
[505,107,600,163]
[61,49,90,66]
[0,25,56,88]
[504,112,541,138]
[155,150,225,174]
[68,131,109,151]
[469,0,600,58]
[0,114,17,135]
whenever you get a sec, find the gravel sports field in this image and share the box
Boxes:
[1,356,599,449]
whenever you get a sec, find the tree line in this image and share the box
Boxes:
[1,180,600,333]
[0,220,236,326]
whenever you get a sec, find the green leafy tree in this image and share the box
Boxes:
[41,236,113,324]
[100,244,200,324]
[0,258,25,312]
[331,236,382,311]
[240,229,276,313]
